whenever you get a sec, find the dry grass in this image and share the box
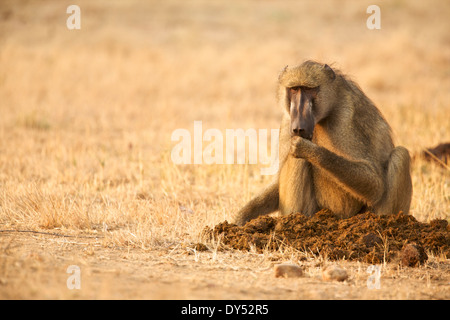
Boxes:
[0,0,449,299]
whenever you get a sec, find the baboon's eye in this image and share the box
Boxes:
[290,86,300,94]
[303,86,319,98]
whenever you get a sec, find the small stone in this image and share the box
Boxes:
[322,265,348,282]
[194,243,208,251]
[274,263,303,278]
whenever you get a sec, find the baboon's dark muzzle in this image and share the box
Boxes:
[291,121,313,140]
[292,129,313,140]
[290,97,314,141]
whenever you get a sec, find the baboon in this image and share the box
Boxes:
[233,60,412,226]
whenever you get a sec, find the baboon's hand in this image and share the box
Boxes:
[290,136,312,158]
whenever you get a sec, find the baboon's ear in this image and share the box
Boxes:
[278,65,289,81]
[323,64,336,81]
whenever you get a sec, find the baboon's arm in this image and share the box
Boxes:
[232,181,279,226]
[291,136,384,205]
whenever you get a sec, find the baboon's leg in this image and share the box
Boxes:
[232,181,279,226]
[375,146,412,215]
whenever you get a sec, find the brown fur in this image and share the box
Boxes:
[233,60,412,226]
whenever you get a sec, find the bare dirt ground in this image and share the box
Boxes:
[0,1,449,300]
[1,231,449,300]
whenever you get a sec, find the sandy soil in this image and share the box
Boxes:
[1,231,448,300]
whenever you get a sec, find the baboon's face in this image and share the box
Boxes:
[288,86,319,140]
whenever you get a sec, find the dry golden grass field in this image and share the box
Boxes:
[0,0,449,300]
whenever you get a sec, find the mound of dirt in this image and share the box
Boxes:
[203,210,450,264]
